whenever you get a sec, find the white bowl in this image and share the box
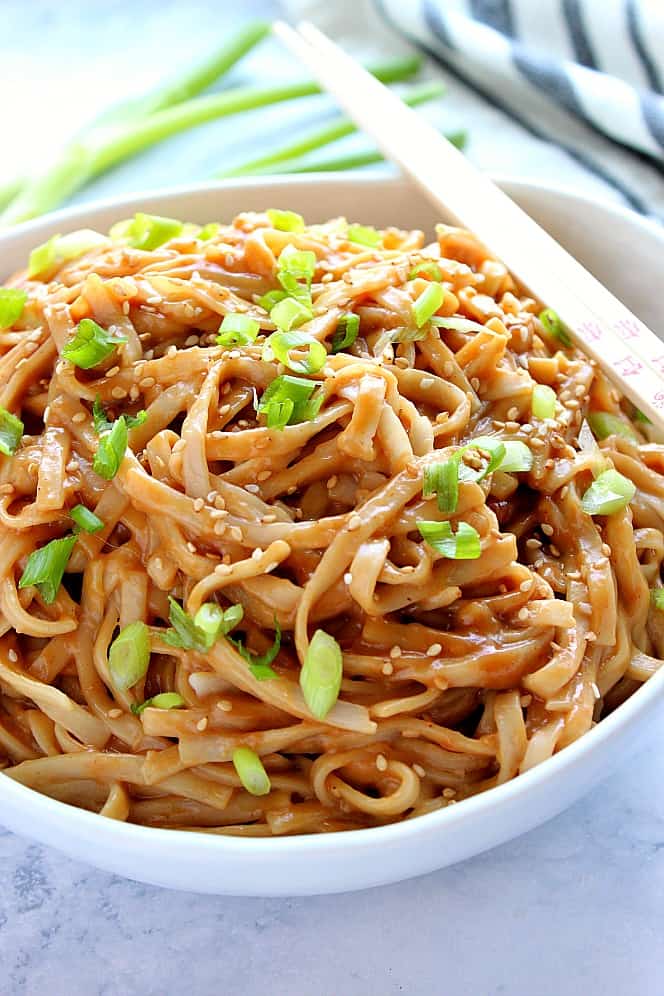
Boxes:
[1,175,663,896]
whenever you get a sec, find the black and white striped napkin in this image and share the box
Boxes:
[288,0,664,220]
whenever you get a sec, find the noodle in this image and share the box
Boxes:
[0,209,662,837]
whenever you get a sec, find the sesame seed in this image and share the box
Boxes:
[420,377,435,389]
[215,563,232,575]
[343,572,353,585]
[327,476,338,489]
[214,521,226,535]
[214,495,226,510]
[111,387,127,400]
[166,345,177,358]
[106,365,120,378]
[196,717,208,731]
[72,411,87,424]
[122,301,130,315]
[217,699,233,712]
[376,754,388,772]
[602,543,612,557]
[230,526,243,542]
[526,538,541,549]
[426,643,442,657]
[261,513,277,523]
[413,763,426,778]
[186,541,196,554]
[517,607,529,621]
[470,377,481,392]
[257,470,271,482]
[520,694,532,707]
[520,579,533,592]
[252,548,263,561]
[193,498,205,512]
[586,631,597,642]
[347,514,361,531]
[507,406,519,420]
[591,682,601,699]
[8,649,18,662]
[442,788,456,799]
[541,523,554,536]
[108,708,123,719]
[139,377,156,389]
[184,334,199,347]
[245,484,260,494]
[549,544,561,558]
[389,645,402,659]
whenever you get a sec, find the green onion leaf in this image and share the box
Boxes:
[0,288,27,329]
[266,208,305,232]
[112,212,183,251]
[270,297,312,332]
[18,534,77,603]
[93,416,128,480]
[409,261,443,281]
[413,283,445,328]
[258,289,287,312]
[230,619,281,680]
[300,629,343,719]
[532,384,557,420]
[62,318,127,369]
[162,596,241,652]
[0,407,24,456]
[70,504,104,534]
[108,621,151,691]
[28,235,59,280]
[581,469,636,516]
[347,223,381,248]
[232,746,271,796]
[417,520,482,559]
[28,230,107,280]
[458,440,506,484]
[652,588,664,611]
[539,307,572,347]
[431,316,487,334]
[331,313,359,353]
[92,396,146,434]
[423,459,459,514]
[470,436,533,474]
[264,330,326,374]
[257,374,322,429]
[216,313,260,348]
[587,411,640,442]
[633,407,652,425]
[198,222,220,241]
[131,692,185,715]
[277,245,316,282]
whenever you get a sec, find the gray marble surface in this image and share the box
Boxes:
[3,3,664,994]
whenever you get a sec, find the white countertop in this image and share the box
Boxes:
[2,3,664,993]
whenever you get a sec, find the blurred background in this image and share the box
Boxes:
[4,0,663,226]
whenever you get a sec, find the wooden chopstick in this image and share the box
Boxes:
[274,20,664,431]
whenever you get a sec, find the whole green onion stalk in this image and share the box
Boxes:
[1,21,420,226]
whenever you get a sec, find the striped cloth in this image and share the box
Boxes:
[288,0,664,220]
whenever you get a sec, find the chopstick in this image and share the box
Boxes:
[274,20,664,432]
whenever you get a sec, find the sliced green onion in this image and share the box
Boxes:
[531,384,557,420]
[0,288,27,329]
[162,596,242,652]
[277,245,316,282]
[0,407,24,456]
[112,212,183,251]
[270,296,312,332]
[539,307,572,348]
[198,222,220,241]
[232,746,271,796]
[27,235,59,280]
[258,289,287,312]
[216,313,260,348]
[431,316,487,334]
[27,230,107,280]
[230,619,281,680]
[581,469,636,516]
[347,223,381,248]
[587,411,640,442]
[62,318,127,369]
[423,459,459,514]
[331,313,359,353]
[92,396,147,434]
[470,436,533,474]
[93,416,128,480]
[131,692,185,715]
[108,621,151,691]
[264,330,326,374]
[633,407,652,425]
[652,588,664,611]
[18,534,77,603]
[300,629,343,719]
[266,208,305,232]
[409,260,443,281]
[413,282,444,328]
[258,374,322,429]
[70,504,104,534]
[417,520,482,559]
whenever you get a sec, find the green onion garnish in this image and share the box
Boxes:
[652,588,664,611]
[230,619,281,680]
[633,407,652,425]
[470,436,533,474]
[581,469,636,516]
[93,416,128,480]
[278,245,316,282]
[70,504,105,534]
[198,222,220,241]
[162,597,242,652]
[131,692,185,715]
[108,621,151,691]
[423,459,460,514]
[431,316,487,334]
[0,407,24,456]
[18,534,77,603]
[216,313,260,348]
[28,235,59,280]
[531,384,557,420]
[347,223,381,248]
[264,330,326,374]
[258,289,287,312]
[232,746,271,796]
[270,297,312,332]
[331,313,359,353]
[587,411,639,442]
[539,307,572,347]
[409,261,443,281]
[300,629,343,719]
[417,520,482,559]
[423,437,532,514]
[62,318,127,369]
[92,396,147,435]
[0,288,27,329]
[257,374,322,430]
[111,212,183,251]
[413,282,444,328]
[27,230,107,280]
[266,208,305,232]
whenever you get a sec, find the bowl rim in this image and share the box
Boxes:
[2,172,663,858]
